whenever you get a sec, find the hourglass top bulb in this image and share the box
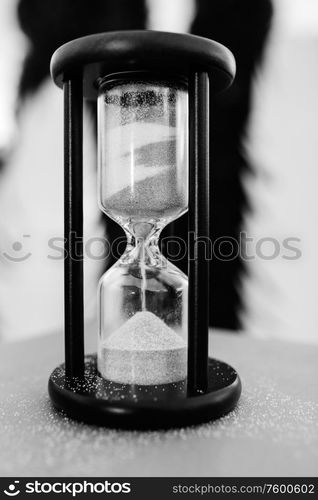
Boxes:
[98,77,188,228]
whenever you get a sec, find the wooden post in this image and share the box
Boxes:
[64,76,84,378]
[187,71,210,394]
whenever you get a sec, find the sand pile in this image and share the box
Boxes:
[99,311,187,385]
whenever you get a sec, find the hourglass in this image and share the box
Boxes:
[49,31,241,428]
[98,73,188,386]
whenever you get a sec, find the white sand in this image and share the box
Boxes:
[98,311,187,385]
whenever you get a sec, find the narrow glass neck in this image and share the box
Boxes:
[121,221,165,267]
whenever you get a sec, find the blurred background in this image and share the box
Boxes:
[0,0,317,344]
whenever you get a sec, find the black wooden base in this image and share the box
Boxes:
[48,355,241,430]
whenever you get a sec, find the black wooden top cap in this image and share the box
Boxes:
[51,30,235,99]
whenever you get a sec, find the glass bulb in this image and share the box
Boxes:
[97,74,188,387]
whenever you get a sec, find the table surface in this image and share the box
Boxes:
[0,328,317,477]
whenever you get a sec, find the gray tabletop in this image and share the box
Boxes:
[0,329,317,477]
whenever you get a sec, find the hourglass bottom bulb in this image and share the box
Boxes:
[98,311,187,385]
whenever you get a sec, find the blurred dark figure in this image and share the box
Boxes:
[17,0,147,98]
[16,0,272,331]
[190,0,273,329]
[172,0,272,329]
